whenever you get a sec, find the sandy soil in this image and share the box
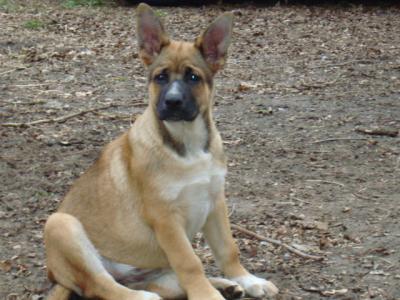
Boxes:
[1,1,399,299]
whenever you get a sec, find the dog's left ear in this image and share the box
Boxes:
[195,12,233,73]
[137,3,170,66]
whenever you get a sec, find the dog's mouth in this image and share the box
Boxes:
[162,113,184,122]
[157,108,198,122]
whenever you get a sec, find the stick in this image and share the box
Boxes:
[291,196,311,204]
[0,66,26,76]
[355,127,399,138]
[298,77,340,89]
[352,193,369,200]
[1,104,116,127]
[231,224,324,261]
[10,83,53,88]
[308,59,374,69]
[311,137,369,144]
[0,69,17,76]
[306,179,345,187]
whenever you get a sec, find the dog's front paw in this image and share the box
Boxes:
[218,283,244,300]
[209,277,244,299]
[232,274,278,298]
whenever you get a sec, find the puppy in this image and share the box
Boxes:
[44,3,278,300]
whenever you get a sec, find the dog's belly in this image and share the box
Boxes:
[102,256,164,284]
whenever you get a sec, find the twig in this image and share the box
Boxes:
[311,137,369,144]
[228,204,236,218]
[355,127,399,138]
[298,77,340,89]
[352,193,369,200]
[0,69,17,76]
[309,59,374,69]
[38,90,66,95]
[231,224,324,261]
[0,66,26,76]
[1,104,116,127]
[10,83,53,88]
[94,112,131,120]
[290,196,311,204]
[306,179,345,187]
[300,285,348,296]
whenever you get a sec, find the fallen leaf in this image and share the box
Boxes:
[0,260,13,272]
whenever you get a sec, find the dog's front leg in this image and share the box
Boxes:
[151,218,225,300]
[203,193,279,298]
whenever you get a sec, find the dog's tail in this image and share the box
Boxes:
[47,284,84,300]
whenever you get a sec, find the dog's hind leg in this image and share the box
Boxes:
[145,272,185,300]
[144,271,243,300]
[44,213,161,300]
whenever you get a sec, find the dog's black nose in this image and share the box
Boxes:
[165,97,183,108]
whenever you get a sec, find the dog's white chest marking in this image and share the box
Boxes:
[177,159,225,237]
[162,117,226,238]
[160,152,226,238]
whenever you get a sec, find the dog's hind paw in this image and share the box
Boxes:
[143,292,162,300]
[133,290,162,300]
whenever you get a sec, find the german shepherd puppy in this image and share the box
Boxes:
[44,3,278,300]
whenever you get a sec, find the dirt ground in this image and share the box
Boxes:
[1,1,400,299]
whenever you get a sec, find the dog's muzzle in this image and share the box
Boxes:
[157,80,198,122]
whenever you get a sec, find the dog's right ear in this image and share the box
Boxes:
[136,3,170,66]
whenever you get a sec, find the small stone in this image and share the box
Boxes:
[342,207,351,213]
[315,221,329,231]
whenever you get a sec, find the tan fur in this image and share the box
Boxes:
[44,3,278,300]
[47,284,72,300]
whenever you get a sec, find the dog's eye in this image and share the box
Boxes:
[189,74,200,82]
[185,70,201,84]
[154,72,169,84]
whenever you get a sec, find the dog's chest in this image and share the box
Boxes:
[162,153,226,238]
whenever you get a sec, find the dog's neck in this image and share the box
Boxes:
[163,115,209,157]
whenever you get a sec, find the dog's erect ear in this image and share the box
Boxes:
[195,12,233,73]
[136,3,170,66]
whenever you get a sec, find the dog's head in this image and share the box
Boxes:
[136,3,233,122]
